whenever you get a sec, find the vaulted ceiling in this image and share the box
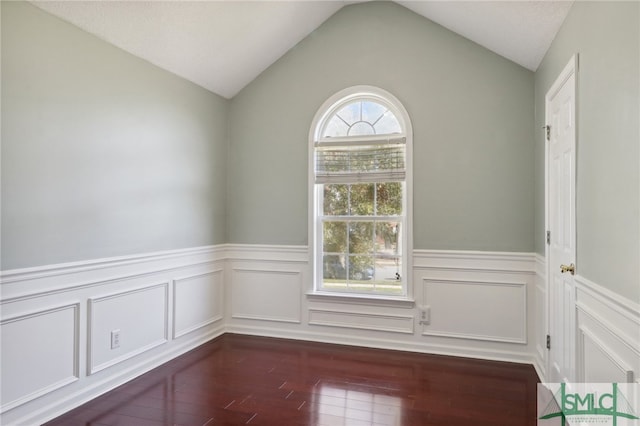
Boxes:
[32,1,574,99]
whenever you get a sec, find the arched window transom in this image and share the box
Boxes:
[321,100,402,138]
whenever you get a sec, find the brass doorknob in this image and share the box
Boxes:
[560,263,575,275]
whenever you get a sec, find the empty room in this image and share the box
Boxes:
[1,1,638,425]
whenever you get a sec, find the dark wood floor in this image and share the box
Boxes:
[45,334,539,425]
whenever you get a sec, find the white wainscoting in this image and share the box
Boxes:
[0,304,80,413]
[574,275,640,384]
[88,282,169,374]
[0,246,225,426]
[420,278,526,344]
[308,308,415,334]
[6,243,636,425]
[231,268,303,323]
[173,270,224,339]
[225,246,538,365]
[411,250,535,362]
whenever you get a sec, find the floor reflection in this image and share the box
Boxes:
[312,382,403,426]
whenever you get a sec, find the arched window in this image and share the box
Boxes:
[309,86,412,298]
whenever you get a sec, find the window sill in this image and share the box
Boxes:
[306,291,415,308]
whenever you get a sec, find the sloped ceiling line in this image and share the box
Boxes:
[31,1,573,99]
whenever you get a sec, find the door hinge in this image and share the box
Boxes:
[544,125,551,141]
[546,334,551,350]
[546,230,551,245]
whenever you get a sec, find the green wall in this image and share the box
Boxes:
[228,1,535,252]
[534,1,639,302]
[4,1,636,303]
[1,2,229,269]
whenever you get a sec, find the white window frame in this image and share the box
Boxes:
[308,86,413,302]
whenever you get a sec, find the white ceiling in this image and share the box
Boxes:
[32,1,574,99]
[398,1,573,71]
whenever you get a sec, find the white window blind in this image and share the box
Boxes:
[315,137,406,184]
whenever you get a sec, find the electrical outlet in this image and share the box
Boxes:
[418,306,430,325]
[111,329,121,349]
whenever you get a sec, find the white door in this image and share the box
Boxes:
[546,55,577,384]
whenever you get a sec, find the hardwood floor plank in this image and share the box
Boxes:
[44,334,539,425]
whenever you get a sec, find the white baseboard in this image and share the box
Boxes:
[225,323,536,365]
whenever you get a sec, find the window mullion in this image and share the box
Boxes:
[373,182,378,291]
[322,215,385,222]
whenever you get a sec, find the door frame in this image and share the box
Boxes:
[544,53,578,383]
